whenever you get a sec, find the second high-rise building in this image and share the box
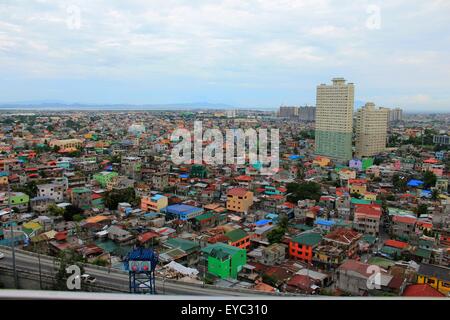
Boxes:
[355,103,389,158]
[315,78,354,162]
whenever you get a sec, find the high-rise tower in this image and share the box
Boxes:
[315,78,354,162]
[355,103,389,158]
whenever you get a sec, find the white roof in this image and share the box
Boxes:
[296,269,329,281]
[165,261,199,277]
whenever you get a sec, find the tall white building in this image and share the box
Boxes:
[355,103,389,158]
[388,108,403,122]
[315,78,354,161]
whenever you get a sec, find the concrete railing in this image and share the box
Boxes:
[0,244,303,297]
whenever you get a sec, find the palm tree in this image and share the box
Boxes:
[431,189,440,201]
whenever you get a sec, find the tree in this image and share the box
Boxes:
[286,182,321,203]
[92,258,108,267]
[12,181,38,198]
[54,249,86,291]
[392,174,407,192]
[104,187,136,210]
[63,205,83,221]
[431,189,440,201]
[373,157,383,166]
[48,204,65,216]
[422,171,437,189]
[267,215,288,244]
[416,204,428,217]
[267,228,285,244]
[278,215,288,229]
[73,214,84,222]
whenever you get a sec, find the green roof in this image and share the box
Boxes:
[225,228,248,242]
[72,187,90,193]
[201,242,244,257]
[414,247,432,259]
[195,211,215,222]
[291,232,322,246]
[381,245,402,256]
[367,256,396,269]
[362,234,377,245]
[209,248,231,260]
[292,224,313,231]
[351,198,372,205]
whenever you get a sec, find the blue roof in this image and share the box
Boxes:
[179,173,189,178]
[421,190,432,197]
[255,219,271,226]
[315,218,336,227]
[151,194,164,201]
[0,171,8,177]
[407,179,424,187]
[124,247,158,261]
[289,155,301,160]
[144,212,159,218]
[166,204,202,215]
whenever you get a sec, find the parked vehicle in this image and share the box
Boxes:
[81,274,96,284]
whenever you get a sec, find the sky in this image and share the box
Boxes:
[0,0,449,111]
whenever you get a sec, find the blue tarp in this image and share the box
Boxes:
[407,179,424,187]
[421,190,432,198]
[289,155,301,160]
[179,173,189,178]
[255,219,271,226]
[315,218,336,227]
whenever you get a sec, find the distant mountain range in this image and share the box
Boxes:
[0,101,251,111]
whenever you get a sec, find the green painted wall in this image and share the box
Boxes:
[315,130,352,161]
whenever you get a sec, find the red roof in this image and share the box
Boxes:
[403,284,445,297]
[338,260,372,277]
[384,239,409,249]
[92,194,103,200]
[55,231,68,241]
[138,231,159,243]
[348,179,367,184]
[393,215,417,225]
[227,188,249,197]
[287,274,315,290]
[355,204,382,218]
[423,158,439,164]
[283,202,295,209]
[235,175,252,182]
[269,194,284,200]
[416,220,433,229]
[324,228,361,245]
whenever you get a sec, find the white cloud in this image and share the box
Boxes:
[0,0,449,109]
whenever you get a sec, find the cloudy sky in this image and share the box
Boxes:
[0,0,449,111]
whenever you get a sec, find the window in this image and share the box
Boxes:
[427,278,435,285]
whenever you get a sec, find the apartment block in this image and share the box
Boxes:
[226,188,254,214]
[315,78,354,162]
[355,103,389,158]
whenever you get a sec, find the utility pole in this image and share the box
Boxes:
[6,163,18,289]
[34,241,42,289]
